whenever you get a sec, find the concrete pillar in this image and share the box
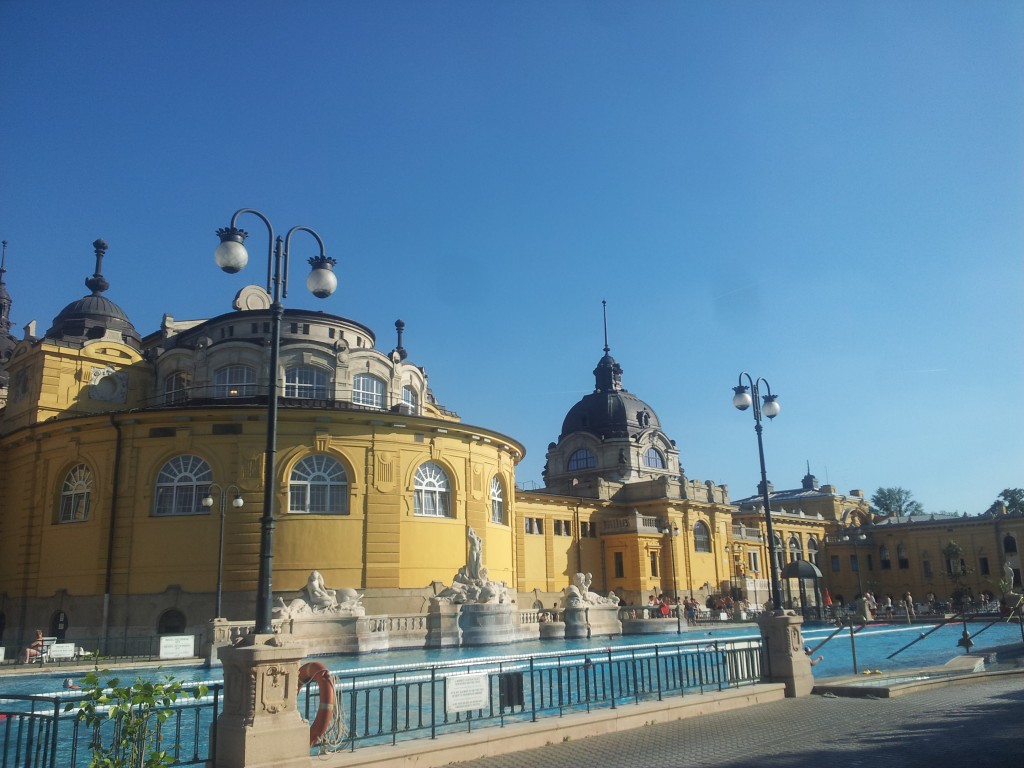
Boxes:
[215,634,311,768]
[757,610,813,698]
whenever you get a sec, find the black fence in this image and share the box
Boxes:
[305,638,763,753]
[0,685,221,768]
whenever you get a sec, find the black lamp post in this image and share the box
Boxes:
[202,483,244,619]
[732,372,783,611]
[661,523,681,633]
[842,532,867,596]
[215,208,338,635]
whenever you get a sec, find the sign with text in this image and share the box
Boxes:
[445,673,489,713]
[159,634,195,659]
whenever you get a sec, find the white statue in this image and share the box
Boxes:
[433,527,516,605]
[274,570,365,618]
[559,572,621,609]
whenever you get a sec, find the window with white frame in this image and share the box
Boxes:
[490,476,505,524]
[214,365,257,398]
[285,366,329,399]
[414,462,451,517]
[353,373,386,409]
[807,537,819,565]
[154,455,212,516]
[789,535,803,562]
[402,385,419,414]
[59,464,92,523]
[163,371,191,405]
[289,454,348,514]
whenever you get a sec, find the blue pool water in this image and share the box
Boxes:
[2,619,1021,698]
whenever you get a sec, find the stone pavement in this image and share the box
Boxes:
[452,671,1024,768]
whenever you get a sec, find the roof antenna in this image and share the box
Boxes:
[602,299,609,354]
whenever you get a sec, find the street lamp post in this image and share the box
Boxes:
[215,209,338,635]
[661,523,681,634]
[202,484,244,619]
[842,532,867,596]
[732,372,783,611]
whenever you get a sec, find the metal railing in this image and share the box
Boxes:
[0,684,221,768]
[303,638,763,753]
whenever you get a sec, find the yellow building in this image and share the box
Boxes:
[1,239,1019,656]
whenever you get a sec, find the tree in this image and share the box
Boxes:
[870,487,923,519]
[986,488,1024,515]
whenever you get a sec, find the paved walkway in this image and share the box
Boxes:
[452,672,1024,768]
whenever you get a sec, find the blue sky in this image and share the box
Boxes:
[2,1,1021,514]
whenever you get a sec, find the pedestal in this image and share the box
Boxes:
[215,634,311,768]
[458,602,517,645]
[757,610,813,698]
[426,602,462,647]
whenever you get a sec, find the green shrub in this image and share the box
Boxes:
[64,670,207,768]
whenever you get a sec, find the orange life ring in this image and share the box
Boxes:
[298,661,335,747]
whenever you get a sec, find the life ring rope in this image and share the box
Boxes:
[298,661,347,751]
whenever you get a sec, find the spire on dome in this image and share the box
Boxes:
[84,239,110,295]
[593,300,622,392]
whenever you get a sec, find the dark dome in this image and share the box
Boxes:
[46,293,141,349]
[43,239,142,350]
[559,350,662,440]
[560,389,661,441]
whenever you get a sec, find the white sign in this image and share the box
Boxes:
[49,643,77,660]
[445,674,489,713]
[159,635,195,659]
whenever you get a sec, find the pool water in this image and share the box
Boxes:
[3,620,1021,697]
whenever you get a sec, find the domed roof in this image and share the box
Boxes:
[44,239,141,349]
[559,350,662,441]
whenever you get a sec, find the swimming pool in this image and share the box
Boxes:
[2,619,1020,697]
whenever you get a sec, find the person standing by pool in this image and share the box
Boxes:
[904,592,915,620]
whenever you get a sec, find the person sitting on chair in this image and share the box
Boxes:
[20,629,45,663]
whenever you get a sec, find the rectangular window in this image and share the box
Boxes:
[979,557,990,576]
[923,560,933,578]
[850,554,859,573]
[831,554,840,572]
[650,551,659,577]
[614,551,624,579]
[748,551,760,573]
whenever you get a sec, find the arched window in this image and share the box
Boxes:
[154,455,212,516]
[1004,535,1019,554]
[353,373,386,409]
[163,371,191,405]
[772,533,785,573]
[214,365,256,398]
[285,366,328,399]
[402,385,419,414]
[157,609,186,635]
[897,543,909,569]
[693,521,711,553]
[288,455,349,514]
[414,462,451,517]
[807,537,819,565]
[567,449,596,471]
[59,464,92,523]
[490,476,505,524]
[643,448,665,469]
[879,545,892,569]
[789,535,803,563]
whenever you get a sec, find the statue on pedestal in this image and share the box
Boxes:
[273,570,365,618]
[433,527,516,605]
